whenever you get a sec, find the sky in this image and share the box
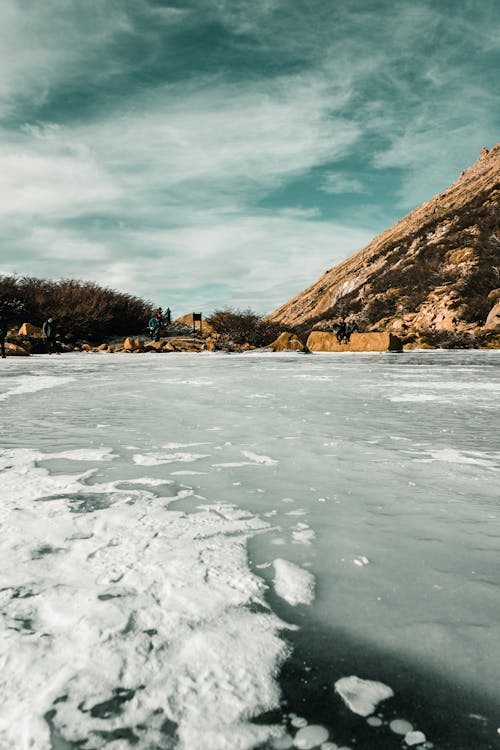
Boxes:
[0,0,499,315]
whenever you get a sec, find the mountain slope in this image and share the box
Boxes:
[268,144,500,345]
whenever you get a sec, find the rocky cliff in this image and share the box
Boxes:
[268,144,500,347]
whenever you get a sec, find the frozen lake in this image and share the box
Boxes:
[1,350,499,750]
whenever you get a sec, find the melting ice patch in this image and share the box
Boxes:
[335,675,394,717]
[273,559,315,606]
[0,448,288,750]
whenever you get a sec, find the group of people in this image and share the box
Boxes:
[332,317,358,343]
[148,307,171,342]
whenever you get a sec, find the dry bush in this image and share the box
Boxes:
[207,308,282,346]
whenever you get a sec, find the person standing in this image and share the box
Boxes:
[42,317,58,354]
[148,314,160,342]
[165,307,171,326]
[0,312,7,358]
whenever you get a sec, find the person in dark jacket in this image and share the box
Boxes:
[148,315,161,342]
[0,312,7,358]
[336,317,347,343]
[165,307,171,325]
[344,319,358,343]
[42,317,59,354]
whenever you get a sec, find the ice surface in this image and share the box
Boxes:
[133,451,210,465]
[0,374,75,401]
[1,350,499,748]
[334,676,394,717]
[273,559,315,606]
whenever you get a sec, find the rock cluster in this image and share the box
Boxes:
[268,144,500,348]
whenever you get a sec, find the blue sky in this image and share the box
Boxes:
[0,0,499,315]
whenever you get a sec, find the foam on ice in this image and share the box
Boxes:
[0,447,289,750]
[334,676,394,717]
[273,559,315,606]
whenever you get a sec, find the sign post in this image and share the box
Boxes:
[192,312,202,333]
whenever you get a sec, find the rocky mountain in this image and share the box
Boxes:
[268,144,500,347]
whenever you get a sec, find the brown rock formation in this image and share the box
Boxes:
[268,144,500,346]
[18,323,42,337]
[307,331,402,352]
[484,300,500,330]
[5,343,30,356]
[269,332,306,351]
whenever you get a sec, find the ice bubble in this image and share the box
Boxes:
[389,718,413,735]
[335,676,394,717]
[291,717,308,728]
[273,559,315,606]
[405,730,426,746]
[293,725,329,748]
[273,734,294,748]
[366,716,382,727]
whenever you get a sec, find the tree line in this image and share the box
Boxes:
[0,276,153,341]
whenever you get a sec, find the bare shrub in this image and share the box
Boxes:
[207,308,282,346]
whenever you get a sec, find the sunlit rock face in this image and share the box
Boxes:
[306,331,402,352]
[269,332,306,352]
[268,144,500,345]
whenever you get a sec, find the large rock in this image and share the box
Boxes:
[123,337,144,351]
[18,322,42,337]
[144,341,163,351]
[269,332,306,352]
[307,331,403,352]
[5,342,30,356]
[484,301,500,330]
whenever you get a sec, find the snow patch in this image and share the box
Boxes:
[335,676,394,717]
[0,448,288,750]
[273,559,315,606]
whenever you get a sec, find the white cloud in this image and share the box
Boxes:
[320,173,366,195]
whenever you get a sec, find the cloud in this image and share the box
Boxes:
[320,173,366,195]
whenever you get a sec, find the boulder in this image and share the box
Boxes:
[269,332,305,352]
[484,301,500,330]
[18,322,43,337]
[307,331,403,353]
[97,343,108,351]
[123,337,144,351]
[80,343,92,352]
[145,341,163,352]
[5,342,30,356]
